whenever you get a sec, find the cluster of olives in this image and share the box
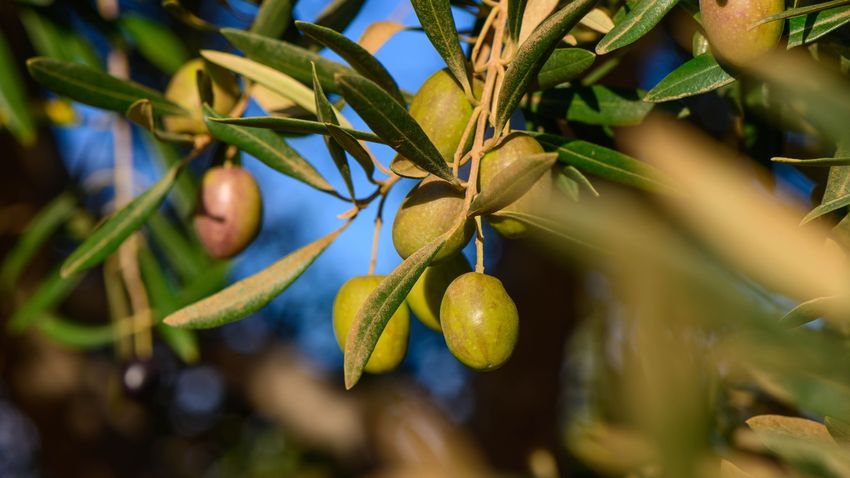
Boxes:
[334,70,557,374]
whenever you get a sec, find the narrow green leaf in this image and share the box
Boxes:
[326,123,376,181]
[156,324,200,363]
[27,57,187,116]
[390,154,429,178]
[495,0,600,131]
[19,9,99,68]
[470,152,557,215]
[596,0,678,55]
[120,14,189,74]
[250,0,293,39]
[210,115,383,142]
[313,63,355,198]
[532,133,679,194]
[336,73,458,183]
[164,226,344,329]
[201,50,316,116]
[60,164,183,278]
[0,192,76,288]
[0,34,36,146]
[491,210,603,252]
[127,99,194,144]
[779,296,844,328]
[313,0,366,34]
[560,165,600,197]
[644,53,735,103]
[222,28,353,94]
[508,0,529,44]
[533,85,653,126]
[204,106,336,194]
[788,4,850,48]
[772,156,850,166]
[37,315,115,349]
[411,0,472,96]
[804,140,850,223]
[147,213,208,282]
[534,48,596,90]
[162,0,219,31]
[9,268,83,332]
[826,416,850,444]
[752,0,850,28]
[344,235,445,389]
[296,21,404,104]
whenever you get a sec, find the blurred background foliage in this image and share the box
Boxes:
[3,0,850,477]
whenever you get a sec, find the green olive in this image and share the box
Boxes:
[411,69,475,163]
[194,165,262,259]
[700,0,784,65]
[407,254,472,331]
[163,58,240,134]
[440,272,519,370]
[479,133,553,238]
[392,176,474,262]
[333,276,410,374]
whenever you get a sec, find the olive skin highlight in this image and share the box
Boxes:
[699,0,784,65]
[194,165,263,259]
[440,272,519,370]
[333,276,410,374]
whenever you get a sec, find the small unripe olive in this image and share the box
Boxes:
[699,0,784,65]
[333,275,410,374]
[410,69,475,164]
[479,133,553,238]
[392,176,474,262]
[163,58,240,134]
[194,165,263,259]
[407,254,471,331]
[440,272,519,371]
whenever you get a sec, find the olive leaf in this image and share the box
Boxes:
[0,33,36,146]
[746,415,835,443]
[250,0,293,39]
[162,0,219,31]
[779,296,844,328]
[772,156,850,166]
[126,99,194,144]
[531,133,679,195]
[0,192,76,289]
[312,63,355,198]
[335,73,458,184]
[719,460,754,478]
[222,28,353,94]
[644,53,735,103]
[296,20,404,104]
[36,315,116,349]
[8,267,83,332]
[313,0,366,35]
[60,163,184,278]
[495,0,600,132]
[209,115,383,143]
[19,8,100,68]
[326,123,376,182]
[534,48,596,91]
[164,226,345,329]
[492,210,603,252]
[826,416,850,444]
[120,14,189,74]
[390,154,429,178]
[201,50,317,116]
[344,235,446,389]
[532,86,653,126]
[410,0,472,96]
[560,165,600,197]
[469,152,557,216]
[358,21,409,54]
[788,4,850,48]
[595,0,678,55]
[508,0,529,44]
[752,0,850,28]
[27,57,188,116]
[803,139,850,223]
[204,106,336,195]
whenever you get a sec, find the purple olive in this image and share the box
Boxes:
[194,165,263,259]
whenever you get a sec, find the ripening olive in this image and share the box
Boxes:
[409,69,476,163]
[194,165,263,259]
[392,176,474,262]
[700,0,784,65]
[163,58,240,134]
[440,272,519,371]
[407,254,472,331]
[479,133,553,238]
[333,276,410,374]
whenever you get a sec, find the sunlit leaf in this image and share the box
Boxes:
[28,57,187,116]
[336,73,458,184]
[772,156,850,166]
[470,152,557,215]
[210,115,383,142]
[204,106,336,194]
[495,0,600,131]
[788,5,850,47]
[390,154,429,178]
[164,226,344,329]
[358,21,409,54]
[581,8,615,34]
[326,123,376,181]
[411,0,472,96]
[533,85,653,126]
[752,0,850,28]
[344,235,445,389]
[250,0,293,39]
[596,0,678,54]
[534,48,596,90]
[312,63,355,198]
[779,296,844,328]
[644,53,735,103]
